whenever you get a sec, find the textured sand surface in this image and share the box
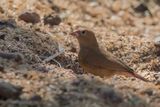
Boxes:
[0,0,160,107]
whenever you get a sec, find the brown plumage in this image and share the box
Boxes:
[70,28,150,82]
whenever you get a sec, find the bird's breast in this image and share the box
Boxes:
[78,48,116,78]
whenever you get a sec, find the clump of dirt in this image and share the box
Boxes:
[0,21,57,64]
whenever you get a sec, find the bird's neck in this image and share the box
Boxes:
[78,36,100,54]
[79,40,99,51]
[79,45,100,55]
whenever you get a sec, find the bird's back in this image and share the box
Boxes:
[79,47,134,77]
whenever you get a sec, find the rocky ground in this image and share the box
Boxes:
[0,0,160,107]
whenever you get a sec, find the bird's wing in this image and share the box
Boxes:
[102,50,134,72]
[82,48,134,73]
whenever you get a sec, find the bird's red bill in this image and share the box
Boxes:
[70,31,79,37]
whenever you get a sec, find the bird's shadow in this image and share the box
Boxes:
[55,53,84,74]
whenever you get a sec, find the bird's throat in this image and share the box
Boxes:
[79,46,100,59]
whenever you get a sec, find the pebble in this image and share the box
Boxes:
[112,1,121,13]
[0,32,5,40]
[98,86,123,104]
[134,3,149,13]
[44,14,61,26]
[18,12,40,24]
[29,94,42,101]
[134,3,152,16]
[141,88,154,96]
[0,19,16,29]
[155,0,160,5]
[154,36,160,46]
[0,65,4,72]
[0,6,4,13]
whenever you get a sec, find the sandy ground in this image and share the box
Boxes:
[0,0,160,107]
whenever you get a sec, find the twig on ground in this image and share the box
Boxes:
[43,31,65,67]
[0,51,23,63]
[43,50,64,63]
[42,43,65,67]
[53,59,62,68]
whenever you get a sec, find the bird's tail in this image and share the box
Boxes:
[130,72,151,82]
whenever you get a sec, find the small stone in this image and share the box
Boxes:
[155,73,160,85]
[134,3,148,13]
[13,36,20,41]
[141,88,154,96]
[0,32,5,40]
[98,86,123,104]
[30,94,42,101]
[112,1,121,13]
[155,0,160,5]
[154,72,160,79]
[18,12,40,24]
[44,14,61,26]
[70,46,77,53]
[154,36,160,46]
[0,6,4,13]
[51,5,60,13]
[0,65,4,72]
[155,80,160,85]
[134,3,152,16]
[0,19,16,29]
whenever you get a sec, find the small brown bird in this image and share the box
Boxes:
[71,28,150,82]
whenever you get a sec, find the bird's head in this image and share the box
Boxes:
[70,29,99,48]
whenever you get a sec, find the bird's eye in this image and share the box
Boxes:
[81,30,86,35]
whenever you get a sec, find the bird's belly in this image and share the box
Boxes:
[82,65,114,78]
